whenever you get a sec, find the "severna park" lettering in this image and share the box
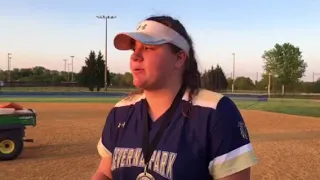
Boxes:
[111,147,177,179]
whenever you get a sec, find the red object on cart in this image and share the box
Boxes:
[0,102,24,110]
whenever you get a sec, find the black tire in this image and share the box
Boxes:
[0,135,24,161]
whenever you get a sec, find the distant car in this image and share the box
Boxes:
[0,102,37,161]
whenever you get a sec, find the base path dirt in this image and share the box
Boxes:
[0,102,319,180]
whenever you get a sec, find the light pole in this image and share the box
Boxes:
[96,15,116,90]
[7,53,12,82]
[232,53,235,93]
[70,56,74,82]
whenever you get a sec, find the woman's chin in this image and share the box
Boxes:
[133,79,156,90]
[133,79,147,89]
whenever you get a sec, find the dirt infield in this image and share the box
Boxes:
[1,102,320,180]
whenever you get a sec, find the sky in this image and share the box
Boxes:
[1,0,320,82]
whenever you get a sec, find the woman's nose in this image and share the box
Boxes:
[131,50,143,62]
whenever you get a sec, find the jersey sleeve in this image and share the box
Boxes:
[208,96,258,179]
[97,107,116,158]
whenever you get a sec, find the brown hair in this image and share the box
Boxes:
[127,15,201,107]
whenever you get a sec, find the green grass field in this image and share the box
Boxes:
[233,98,320,118]
[0,96,320,118]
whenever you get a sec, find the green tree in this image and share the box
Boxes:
[122,72,133,87]
[255,74,269,91]
[234,76,255,90]
[96,51,105,91]
[313,79,320,93]
[262,43,307,92]
[256,73,283,93]
[298,81,314,93]
[78,51,97,91]
[201,64,228,92]
[0,69,4,81]
[106,67,111,86]
[227,77,233,90]
[20,68,33,78]
[213,65,228,91]
[78,50,111,91]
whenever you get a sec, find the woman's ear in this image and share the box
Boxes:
[175,51,187,68]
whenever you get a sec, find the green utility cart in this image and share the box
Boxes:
[0,103,37,161]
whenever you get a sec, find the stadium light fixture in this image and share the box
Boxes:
[96,15,117,90]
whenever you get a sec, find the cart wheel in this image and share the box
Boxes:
[0,135,24,161]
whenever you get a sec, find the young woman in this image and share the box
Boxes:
[92,15,258,180]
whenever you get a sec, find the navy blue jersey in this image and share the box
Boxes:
[97,89,258,179]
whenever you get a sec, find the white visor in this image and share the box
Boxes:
[113,20,190,56]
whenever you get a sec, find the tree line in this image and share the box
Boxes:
[1,42,320,93]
